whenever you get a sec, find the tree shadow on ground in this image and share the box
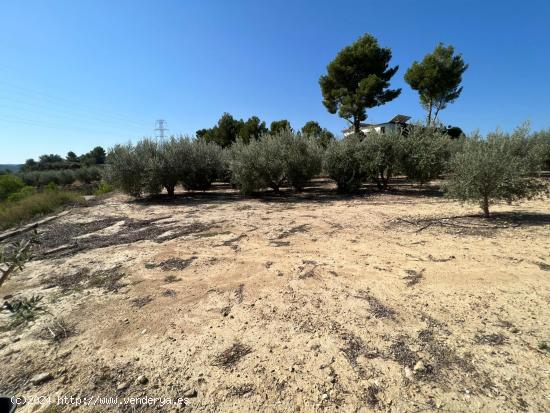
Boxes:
[488,211,550,227]
[132,179,446,207]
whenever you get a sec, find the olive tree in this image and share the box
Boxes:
[324,136,367,193]
[229,139,267,194]
[361,131,402,189]
[532,130,550,171]
[229,130,322,194]
[399,126,450,184]
[444,131,548,217]
[151,137,190,196]
[282,132,323,191]
[105,143,148,197]
[181,140,224,190]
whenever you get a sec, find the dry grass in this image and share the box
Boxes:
[0,190,83,230]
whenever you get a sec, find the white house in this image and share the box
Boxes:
[342,114,411,137]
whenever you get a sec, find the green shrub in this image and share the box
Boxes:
[283,132,323,191]
[324,135,367,193]
[154,137,192,195]
[106,137,224,197]
[0,190,83,230]
[229,139,267,194]
[6,186,36,202]
[181,140,224,191]
[75,167,102,184]
[531,129,550,170]
[229,130,321,194]
[361,131,402,189]
[0,175,25,201]
[229,134,286,193]
[105,143,148,197]
[444,130,549,217]
[93,181,113,196]
[399,126,450,184]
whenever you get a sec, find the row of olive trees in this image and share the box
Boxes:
[17,167,102,187]
[229,129,323,194]
[325,125,549,215]
[105,127,549,217]
[324,126,450,193]
[105,137,225,197]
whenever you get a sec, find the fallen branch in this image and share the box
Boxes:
[0,210,70,242]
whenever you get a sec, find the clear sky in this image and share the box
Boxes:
[1,0,549,163]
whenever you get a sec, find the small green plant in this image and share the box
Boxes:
[538,341,549,352]
[45,181,59,192]
[93,181,114,196]
[4,295,46,329]
[0,232,38,288]
[164,274,182,283]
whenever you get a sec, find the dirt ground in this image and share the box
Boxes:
[1,179,549,412]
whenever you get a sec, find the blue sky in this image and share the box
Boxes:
[1,0,549,163]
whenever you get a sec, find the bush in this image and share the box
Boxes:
[531,129,550,170]
[17,168,101,188]
[6,186,37,202]
[444,130,548,217]
[181,140,224,191]
[93,181,113,196]
[153,137,192,195]
[229,130,322,194]
[324,135,367,193]
[229,133,286,194]
[283,132,323,191]
[106,137,225,197]
[399,126,450,184]
[229,139,267,194]
[75,167,102,184]
[0,175,25,201]
[0,190,83,230]
[105,143,148,197]
[361,131,402,189]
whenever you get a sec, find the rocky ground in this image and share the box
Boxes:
[1,180,549,412]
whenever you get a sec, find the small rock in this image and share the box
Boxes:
[183,388,197,398]
[136,375,148,385]
[31,372,53,385]
[141,329,147,335]
[321,393,329,401]
[117,382,130,391]
[123,318,130,324]
[11,337,20,343]
[404,367,414,379]
[413,360,426,373]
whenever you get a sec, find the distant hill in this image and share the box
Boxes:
[0,164,22,172]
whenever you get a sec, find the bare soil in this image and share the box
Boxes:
[1,180,549,412]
